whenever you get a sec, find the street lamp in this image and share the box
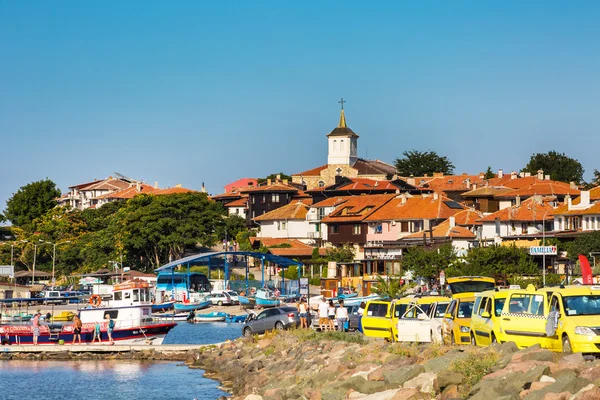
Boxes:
[40,240,71,289]
[541,209,552,287]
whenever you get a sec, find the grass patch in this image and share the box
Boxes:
[450,350,499,397]
[388,342,420,358]
[288,328,367,344]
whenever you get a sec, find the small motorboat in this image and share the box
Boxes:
[49,311,76,322]
[255,289,280,308]
[152,312,193,322]
[192,312,228,323]
[226,314,247,323]
[152,301,175,313]
[173,300,211,312]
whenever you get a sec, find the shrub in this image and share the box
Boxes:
[450,350,499,393]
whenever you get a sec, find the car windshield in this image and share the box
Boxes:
[449,281,495,295]
[434,303,449,318]
[226,291,237,296]
[456,301,474,319]
[562,295,600,316]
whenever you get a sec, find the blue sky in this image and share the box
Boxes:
[1,1,600,210]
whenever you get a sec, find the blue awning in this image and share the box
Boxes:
[155,251,303,273]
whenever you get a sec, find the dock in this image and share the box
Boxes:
[1,344,211,353]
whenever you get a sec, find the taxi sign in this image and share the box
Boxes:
[529,246,557,255]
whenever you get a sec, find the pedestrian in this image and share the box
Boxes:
[358,302,366,316]
[336,300,349,332]
[92,321,102,343]
[318,297,329,332]
[32,312,41,345]
[105,314,115,345]
[328,300,336,331]
[298,299,308,329]
[72,314,83,345]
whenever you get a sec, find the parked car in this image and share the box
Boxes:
[206,292,233,306]
[469,289,510,346]
[242,306,300,336]
[222,290,240,304]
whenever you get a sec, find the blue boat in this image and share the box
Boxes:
[192,311,228,323]
[337,292,358,299]
[255,289,280,308]
[341,294,381,307]
[152,301,175,312]
[173,300,211,312]
[226,314,247,323]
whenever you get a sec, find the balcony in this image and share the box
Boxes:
[308,231,322,239]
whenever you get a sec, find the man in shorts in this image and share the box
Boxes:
[318,297,329,332]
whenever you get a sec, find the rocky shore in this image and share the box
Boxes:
[188,329,600,400]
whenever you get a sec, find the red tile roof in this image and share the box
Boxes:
[241,183,299,193]
[293,164,328,177]
[554,202,600,216]
[268,248,328,257]
[405,221,476,239]
[461,186,513,197]
[84,178,131,192]
[452,208,484,226]
[590,187,600,201]
[364,195,465,221]
[253,201,311,221]
[311,196,350,208]
[249,238,311,248]
[494,182,579,199]
[419,175,484,193]
[224,197,248,207]
[96,183,157,199]
[154,187,196,195]
[321,194,396,223]
[478,197,555,222]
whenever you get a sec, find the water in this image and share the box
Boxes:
[0,323,243,399]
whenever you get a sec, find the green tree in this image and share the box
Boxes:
[326,245,355,263]
[458,245,538,276]
[236,230,257,251]
[484,166,495,179]
[214,214,248,243]
[394,150,455,177]
[257,172,292,184]
[564,231,600,262]
[522,151,584,184]
[4,179,61,227]
[371,275,406,299]
[402,244,458,280]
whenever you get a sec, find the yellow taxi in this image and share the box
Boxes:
[469,289,511,346]
[397,295,450,343]
[442,293,476,345]
[502,285,600,354]
[362,298,412,341]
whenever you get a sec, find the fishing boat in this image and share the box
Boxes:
[49,311,75,322]
[173,300,211,312]
[341,294,381,307]
[238,295,256,309]
[152,312,193,322]
[337,292,358,299]
[192,311,228,323]
[226,314,247,323]
[255,289,280,308]
[151,301,175,313]
[0,280,177,345]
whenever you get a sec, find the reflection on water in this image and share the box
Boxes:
[0,360,228,400]
[163,321,242,344]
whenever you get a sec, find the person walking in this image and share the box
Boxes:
[336,300,349,332]
[32,312,41,345]
[92,321,102,343]
[318,297,329,332]
[105,314,115,345]
[327,300,336,331]
[72,315,83,345]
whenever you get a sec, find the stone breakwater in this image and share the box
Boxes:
[188,330,600,400]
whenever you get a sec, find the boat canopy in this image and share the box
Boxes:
[155,251,303,273]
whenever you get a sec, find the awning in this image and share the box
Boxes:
[155,251,303,273]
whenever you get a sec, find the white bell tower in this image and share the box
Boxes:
[327,98,359,166]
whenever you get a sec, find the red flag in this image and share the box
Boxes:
[579,255,593,285]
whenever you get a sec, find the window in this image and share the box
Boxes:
[133,289,139,302]
[318,180,325,187]
[340,139,344,151]
[331,225,339,234]
[508,293,545,315]
[333,140,337,151]
[400,221,409,232]
[124,292,131,300]
[113,292,122,301]
[272,193,280,202]
[394,303,408,318]
[252,196,255,204]
[281,221,287,230]
[456,301,474,318]
[366,303,389,317]
[353,224,361,235]
[446,300,457,317]
[105,310,118,319]
[235,208,239,214]
[495,220,501,236]
[413,221,422,232]
[585,217,590,230]
[375,224,382,234]
[315,224,320,232]
[494,298,505,317]
[521,223,528,234]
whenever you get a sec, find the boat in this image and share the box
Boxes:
[1,313,33,323]
[226,314,247,323]
[173,300,211,312]
[192,312,228,323]
[0,280,177,345]
[341,294,381,307]
[238,295,256,309]
[151,301,175,312]
[49,311,75,322]
[255,289,280,308]
[152,312,193,322]
[338,292,358,299]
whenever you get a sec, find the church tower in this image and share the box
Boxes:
[327,99,359,166]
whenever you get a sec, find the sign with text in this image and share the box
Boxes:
[299,277,309,295]
[529,246,557,255]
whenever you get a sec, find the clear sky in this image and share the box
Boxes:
[1,1,600,210]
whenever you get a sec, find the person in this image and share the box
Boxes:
[72,314,83,345]
[45,312,52,322]
[1,333,10,345]
[298,299,308,329]
[187,310,196,322]
[358,302,366,316]
[328,300,336,331]
[92,321,102,343]
[32,312,41,345]
[105,314,115,345]
[336,300,349,332]
[318,297,329,332]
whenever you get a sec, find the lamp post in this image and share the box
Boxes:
[542,209,552,288]
[41,240,71,289]
[32,242,38,286]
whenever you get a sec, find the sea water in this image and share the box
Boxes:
[0,322,244,400]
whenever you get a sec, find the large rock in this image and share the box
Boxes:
[244,396,264,400]
[469,377,520,400]
[390,388,431,400]
[435,370,465,391]
[402,372,437,393]
[572,384,600,400]
[321,376,389,400]
[521,376,591,400]
[517,349,555,363]
[369,358,414,381]
[557,352,585,368]
[440,384,460,400]
[384,365,425,386]
[422,350,468,373]
[578,365,600,382]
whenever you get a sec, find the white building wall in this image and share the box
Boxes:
[228,207,247,219]
[257,220,310,239]
[499,200,513,210]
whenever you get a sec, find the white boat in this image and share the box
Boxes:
[192,312,228,323]
[152,312,192,322]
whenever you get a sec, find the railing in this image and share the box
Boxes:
[308,231,322,239]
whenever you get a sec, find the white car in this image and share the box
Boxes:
[223,290,240,304]
[207,291,234,306]
[396,301,449,343]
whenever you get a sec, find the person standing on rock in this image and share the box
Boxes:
[318,297,329,332]
[336,300,348,332]
[72,314,83,345]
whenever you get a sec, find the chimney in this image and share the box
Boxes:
[566,194,572,210]
[525,172,531,177]
[472,183,477,190]
[175,183,182,188]
[511,171,517,180]
[545,175,550,180]
[479,172,484,180]
[154,181,159,189]
[267,178,272,186]
[433,172,444,178]
[395,189,400,194]
[449,216,456,228]
[136,182,141,192]
[400,193,408,205]
[581,191,590,207]
[283,179,288,185]
[515,195,521,206]
[276,174,281,181]
[465,178,471,189]
[498,169,504,178]
[433,192,439,200]
[519,172,525,178]
[201,182,206,193]
[423,173,428,177]
[570,182,577,189]
[537,169,544,180]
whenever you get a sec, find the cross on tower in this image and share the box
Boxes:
[338,98,346,110]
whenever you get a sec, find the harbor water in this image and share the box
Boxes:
[0,322,244,400]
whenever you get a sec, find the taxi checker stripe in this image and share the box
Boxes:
[501,313,546,319]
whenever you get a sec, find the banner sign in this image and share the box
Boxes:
[529,246,557,255]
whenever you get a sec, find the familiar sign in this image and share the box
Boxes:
[299,277,309,295]
[0,265,14,277]
[529,246,557,255]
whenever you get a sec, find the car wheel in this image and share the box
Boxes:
[562,335,573,354]
[491,333,498,344]
[275,321,284,330]
[470,332,477,347]
[217,301,223,306]
[243,327,252,337]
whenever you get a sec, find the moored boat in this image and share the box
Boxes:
[151,301,175,312]
[152,312,193,322]
[192,312,228,323]
[173,300,211,312]
[255,289,280,308]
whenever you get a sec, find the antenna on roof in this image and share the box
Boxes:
[114,172,135,183]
